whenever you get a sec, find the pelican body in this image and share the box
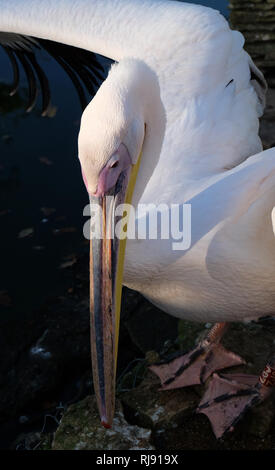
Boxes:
[0,0,274,434]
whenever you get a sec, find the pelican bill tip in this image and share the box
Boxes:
[101,419,112,429]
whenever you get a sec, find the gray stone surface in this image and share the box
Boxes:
[52,397,154,450]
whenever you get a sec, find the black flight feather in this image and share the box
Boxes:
[0,32,109,116]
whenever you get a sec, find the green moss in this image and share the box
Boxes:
[52,396,153,450]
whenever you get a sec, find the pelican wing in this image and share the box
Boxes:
[0,0,269,176]
[247,53,267,111]
[0,32,107,115]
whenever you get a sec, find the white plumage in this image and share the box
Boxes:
[0,0,274,324]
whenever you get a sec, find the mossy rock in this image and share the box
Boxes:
[52,396,154,450]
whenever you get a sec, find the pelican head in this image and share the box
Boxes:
[78,60,147,196]
[78,59,163,427]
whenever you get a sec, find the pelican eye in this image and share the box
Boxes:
[108,154,120,168]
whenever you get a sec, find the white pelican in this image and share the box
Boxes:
[1,0,275,439]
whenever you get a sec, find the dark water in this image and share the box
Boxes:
[0,51,96,322]
[0,1,229,325]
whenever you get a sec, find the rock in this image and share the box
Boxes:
[121,370,198,432]
[18,416,29,425]
[11,431,53,450]
[145,351,160,365]
[248,397,275,438]
[221,321,275,375]
[177,319,205,351]
[37,433,53,450]
[11,432,42,450]
[122,321,275,448]
[124,300,179,354]
[52,396,154,450]
[2,263,275,450]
